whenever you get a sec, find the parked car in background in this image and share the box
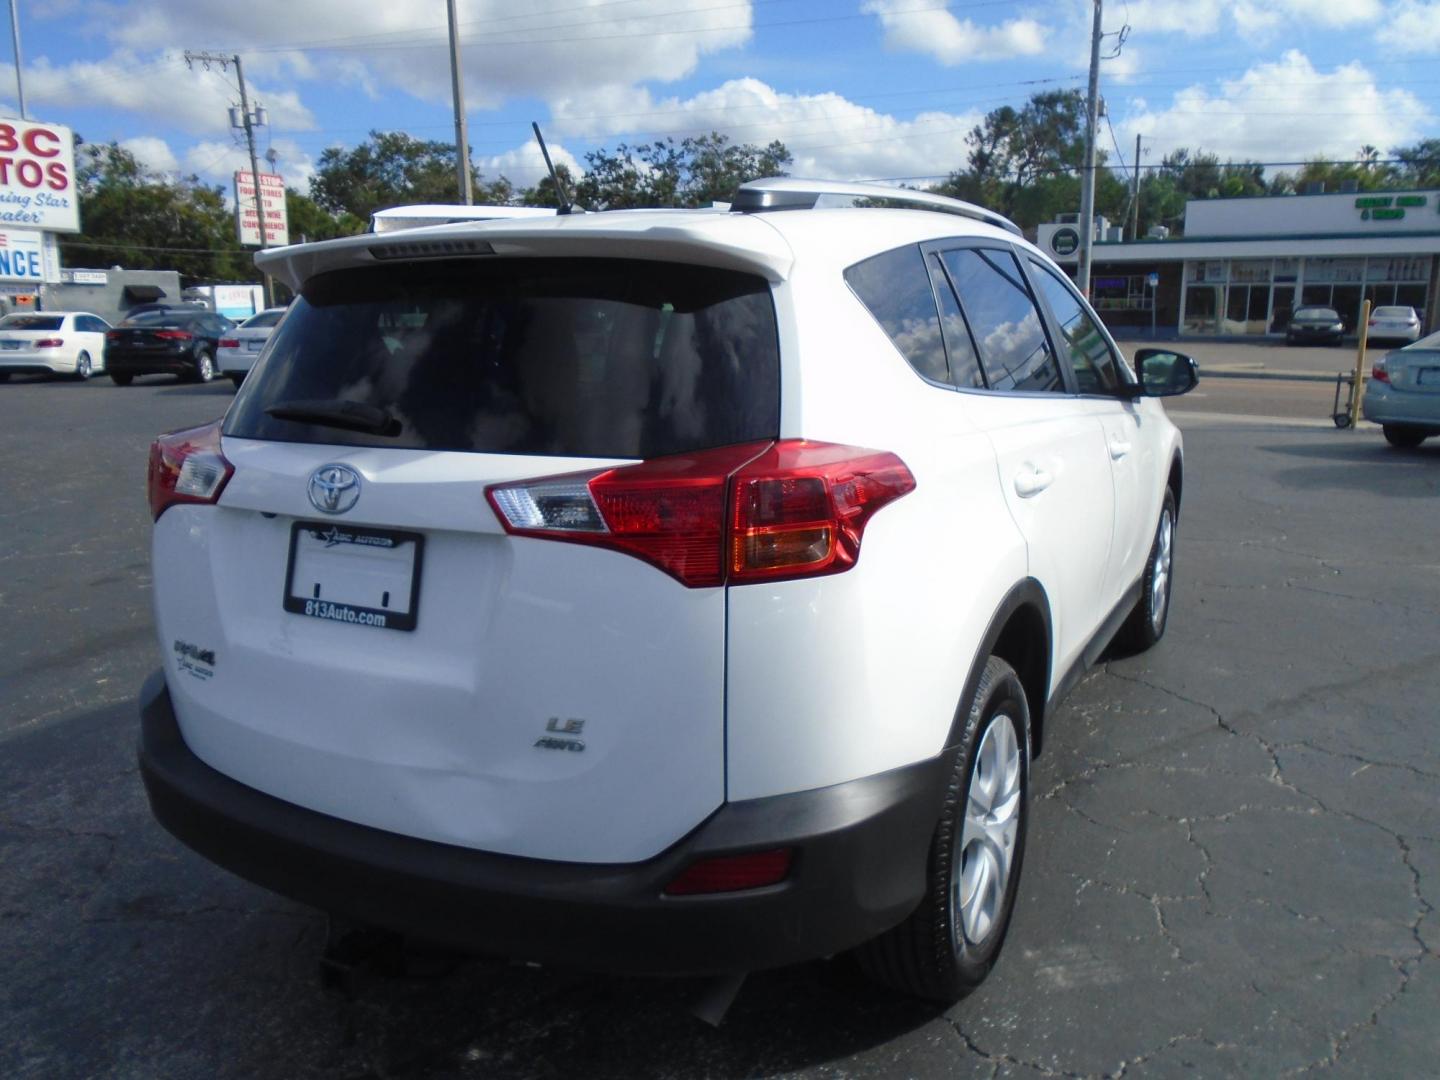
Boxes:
[0,312,112,381]
[105,309,235,385]
[1285,306,1345,345]
[1367,305,1422,345]
[218,308,287,388]
[1365,329,1440,448]
[138,178,1195,1004]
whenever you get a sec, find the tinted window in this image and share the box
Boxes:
[243,310,285,329]
[1029,260,1121,394]
[940,248,1061,393]
[845,245,949,384]
[1294,307,1339,321]
[226,258,780,459]
[0,315,62,330]
[929,254,984,389]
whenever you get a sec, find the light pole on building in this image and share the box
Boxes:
[8,0,24,119]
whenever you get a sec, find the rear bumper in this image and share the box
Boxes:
[1363,384,1440,429]
[1286,328,1343,342]
[217,348,256,374]
[0,354,72,373]
[106,350,193,375]
[137,671,947,976]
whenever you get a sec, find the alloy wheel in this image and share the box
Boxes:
[953,712,1023,946]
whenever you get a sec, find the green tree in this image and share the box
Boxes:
[285,189,364,243]
[58,141,252,283]
[569,132,791,210]
[1392,139,1440,188]
[309,130,515,221]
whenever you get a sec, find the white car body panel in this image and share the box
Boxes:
[153,439,727,863]
[0,312,110,375]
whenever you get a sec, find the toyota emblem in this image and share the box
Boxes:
[308,464,361,515]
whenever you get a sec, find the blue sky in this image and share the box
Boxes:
[8,0,1439,197]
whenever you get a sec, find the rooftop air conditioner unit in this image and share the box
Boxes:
[1147,224,1170,240]
[1057,212,1080,224]
[1106,226,1124,242]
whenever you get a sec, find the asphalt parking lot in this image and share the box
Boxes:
[2,359,1437,1079]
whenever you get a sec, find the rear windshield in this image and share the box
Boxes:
[242,309,285,329]
[1374,306,1413,318]
[123,311,202,328]
[226,258,781,459]
[1294,307,1339,320]
[0,315,62,330]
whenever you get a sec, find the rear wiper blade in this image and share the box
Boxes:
[265,399,401,437]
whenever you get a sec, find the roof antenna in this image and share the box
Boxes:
[532,121,578,215]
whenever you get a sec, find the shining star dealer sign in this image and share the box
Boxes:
[0,118,79,233]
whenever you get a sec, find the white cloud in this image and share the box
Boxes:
[1119,51,1431,168]
[1375,1,1440,53]
[862,1,1047,63]
[551,78,984,183]
[479,139,581,189]
[120,135,179,173]
[1122,0,1382,37]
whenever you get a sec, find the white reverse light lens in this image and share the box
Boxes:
[493,481,607,532]
[175,454,226,499]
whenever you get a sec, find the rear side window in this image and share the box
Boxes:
[845,245,949,385]
[243,310,285,329]
[225,258,780,459]
[939,248,1062,393]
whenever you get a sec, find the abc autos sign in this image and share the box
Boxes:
[0,119,79,234]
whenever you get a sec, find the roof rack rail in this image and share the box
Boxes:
[731,178,1022,238]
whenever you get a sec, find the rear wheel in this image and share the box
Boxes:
[1115,488,1177,654]
[110,373,133,386]
[856,656,1030,1001]
[73,352,92,380]
[193,350,215,383]
[1383,425,1428,449]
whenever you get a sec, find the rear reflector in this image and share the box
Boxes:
[148,419,234,520]
[486,440,915,587]
[664,849,793,896]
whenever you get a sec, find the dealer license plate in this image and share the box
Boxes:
[283,522,423,631]
[1417,367,1440,386]
[1,341,20,350]
[247,339,264,351]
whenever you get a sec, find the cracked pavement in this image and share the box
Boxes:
[2,379,1437,1078]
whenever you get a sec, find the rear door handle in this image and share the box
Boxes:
[1013,466,1053,499]
[1109,438,1132,460]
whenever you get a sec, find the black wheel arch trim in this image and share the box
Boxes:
[945,578,1052,758]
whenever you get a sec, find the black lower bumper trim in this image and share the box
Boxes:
[137,671,948,976]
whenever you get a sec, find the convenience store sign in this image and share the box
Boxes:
[1355,194,1429,221]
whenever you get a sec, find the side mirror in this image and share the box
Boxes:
[1133,348,1199,397]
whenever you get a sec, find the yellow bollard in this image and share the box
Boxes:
[1349,299,1372,429]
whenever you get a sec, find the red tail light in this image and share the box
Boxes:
[106,330,121,341]
[664,849,793,896]
[219,338,240,349]
[147,419,233,520]
[486,440,915,588]
[154,330,193,341]
[35,338,63,348]
[1371,362,1390,384]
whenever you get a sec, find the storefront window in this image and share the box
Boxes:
[1183,284,1220,333]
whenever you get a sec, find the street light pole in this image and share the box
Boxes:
[446,0,474,205]
[1077,0,1102,296]
[8,0,26,119]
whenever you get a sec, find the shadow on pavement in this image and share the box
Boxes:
[1259,436,1439,496]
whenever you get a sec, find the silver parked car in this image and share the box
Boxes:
[1365,329,1440,447]
[1368,305,1422,345]
[217,307,286,388]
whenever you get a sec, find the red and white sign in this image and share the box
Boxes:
[234,170,289,247]
[0,118,78,233]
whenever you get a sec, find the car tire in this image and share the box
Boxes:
[1114,488,1177,654]
[110,373,133,386]
[1383,425,1428,449]
[855,655,1030,1002]
[73,352,92,380]
[193,350,215,384]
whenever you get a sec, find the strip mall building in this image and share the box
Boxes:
[1038,188,1440,340]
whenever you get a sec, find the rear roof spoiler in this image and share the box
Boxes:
[731,177,1023,238]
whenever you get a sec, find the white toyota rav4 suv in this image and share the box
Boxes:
[139,179,1196,1002]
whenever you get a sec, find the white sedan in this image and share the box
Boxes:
[217,308,287,388]
[0,311,112,380]
[1368,305,1422,344]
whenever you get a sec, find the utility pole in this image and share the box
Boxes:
[1077,0,1103,296]
[8,0,25,119]
[184,51,273,306]
[1132,132,1142,241]
[446,0,473,204]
